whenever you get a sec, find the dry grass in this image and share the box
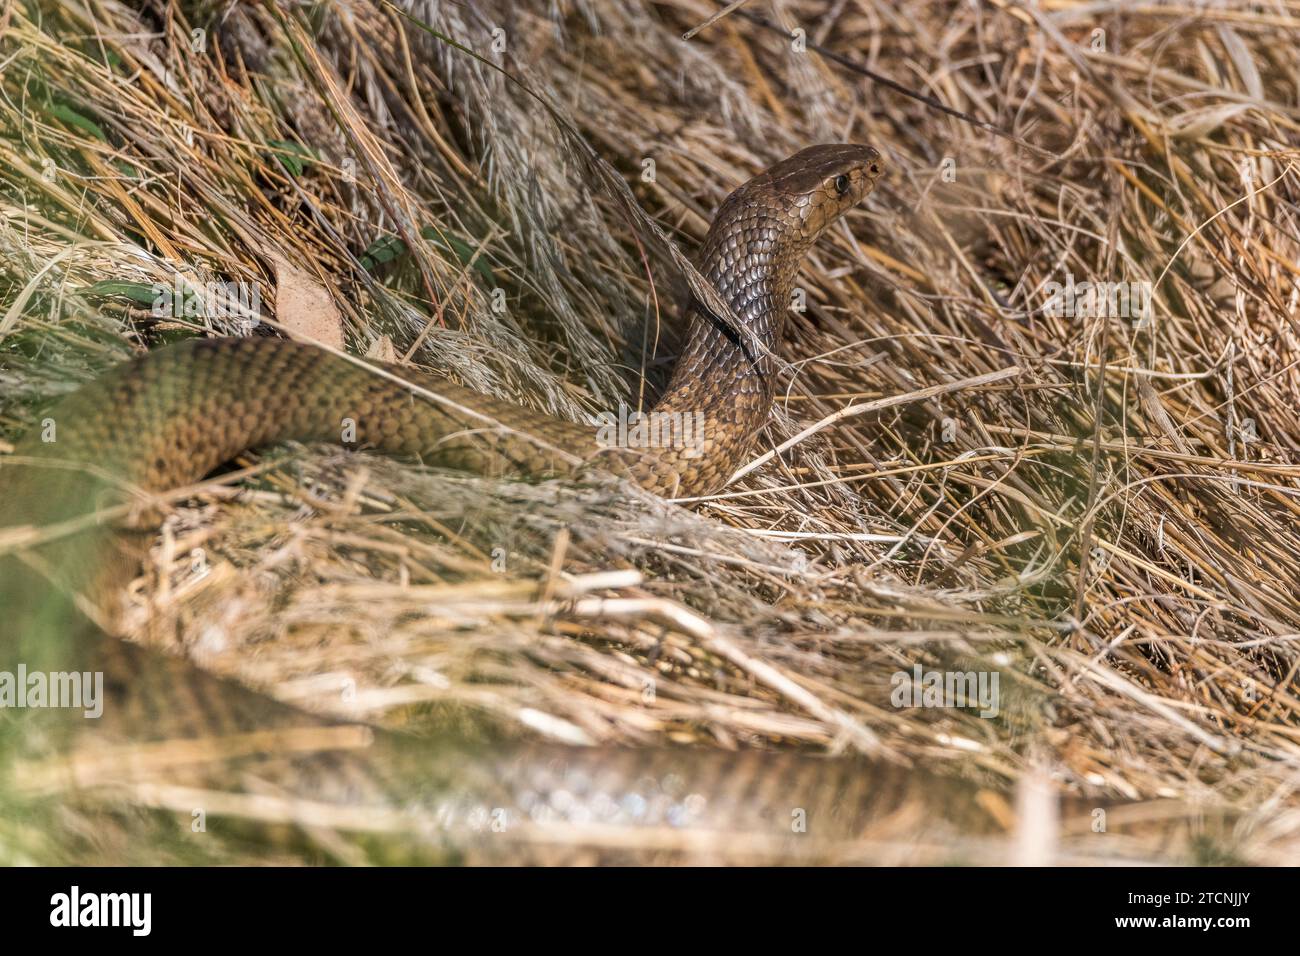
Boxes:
[3,0,1300,862]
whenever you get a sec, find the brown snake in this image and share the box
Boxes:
[0,145,1228,863]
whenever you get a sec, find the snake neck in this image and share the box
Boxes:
[648,196,804,491]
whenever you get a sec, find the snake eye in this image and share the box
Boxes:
[833,174,851,196]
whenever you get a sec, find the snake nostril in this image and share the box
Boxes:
[869,163,880,175]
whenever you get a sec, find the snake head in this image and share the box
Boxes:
[762,143,884,240]
[701,144,883,296]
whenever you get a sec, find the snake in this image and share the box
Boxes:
[0,144,1229,864]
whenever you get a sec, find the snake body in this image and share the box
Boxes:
[0,145,1226,863]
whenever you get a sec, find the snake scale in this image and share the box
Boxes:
[0,145,1229,863]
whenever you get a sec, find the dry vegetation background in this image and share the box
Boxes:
[3,0,1300,862]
